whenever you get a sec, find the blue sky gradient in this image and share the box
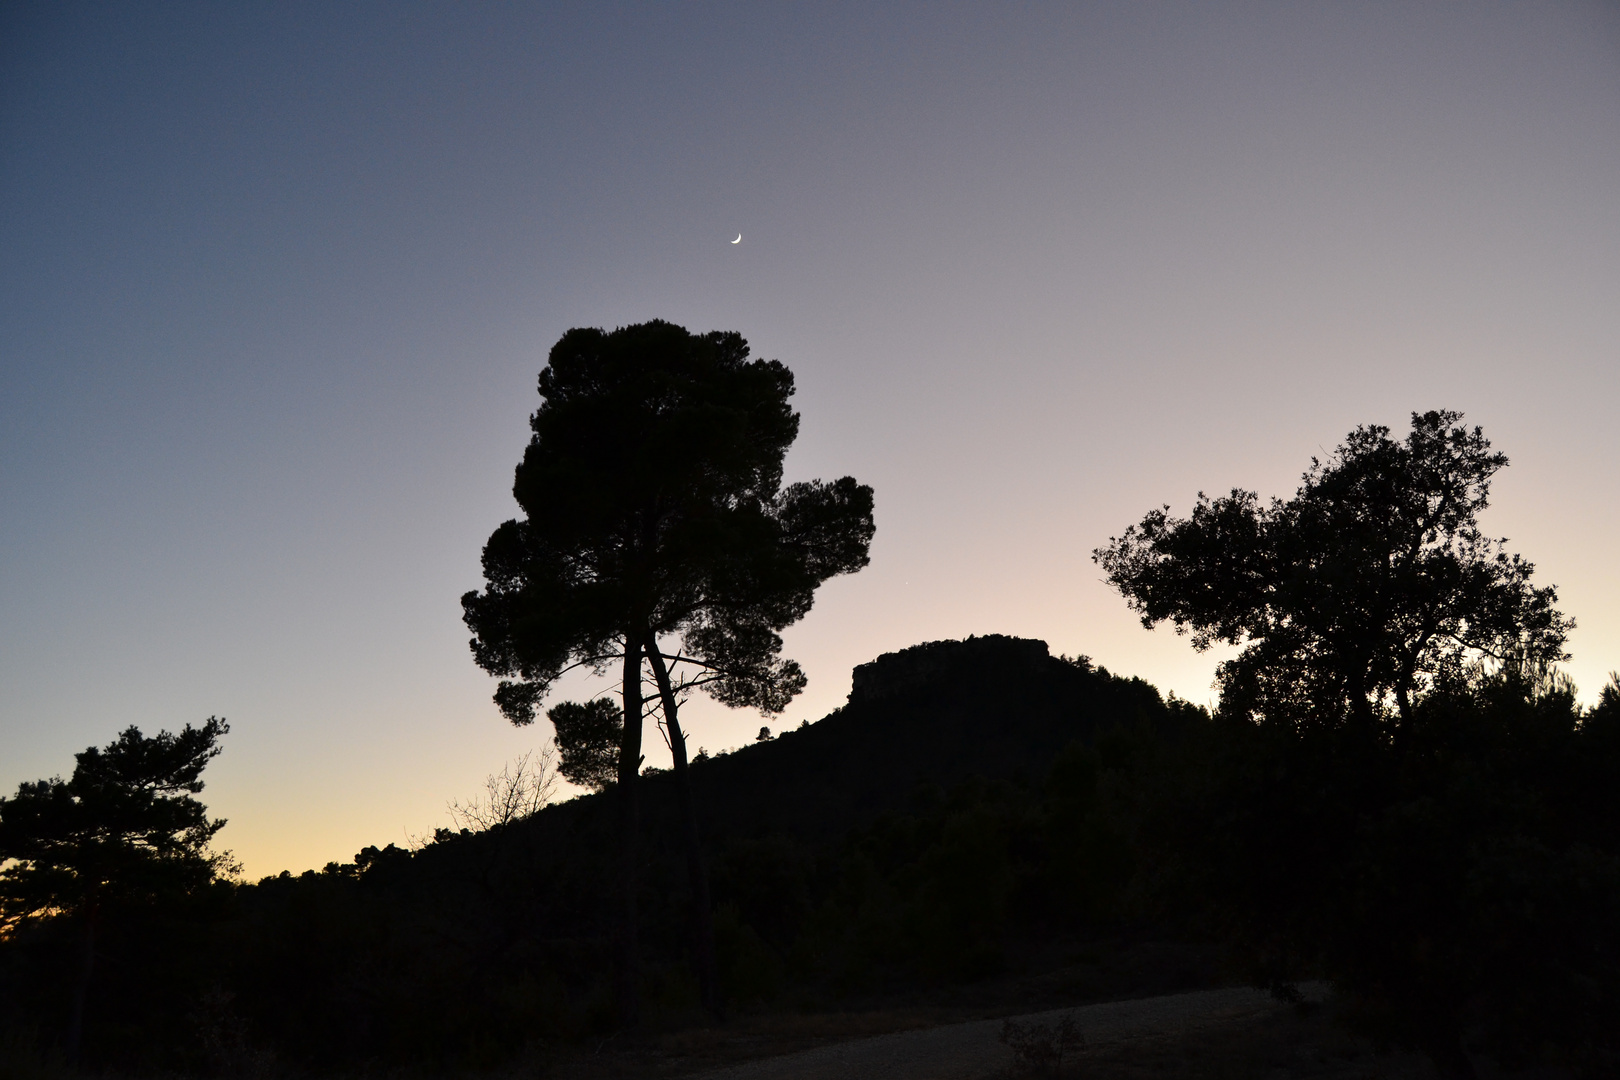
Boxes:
[4,2,1618,875]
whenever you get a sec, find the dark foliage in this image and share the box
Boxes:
[0,719,233,1066]
[1094,411,1571,733]
[548,699,622,792]
[1095,411,1614,1077]
[1135,672,1620,1076]
[0,719,231,923]
[462,320,869,723]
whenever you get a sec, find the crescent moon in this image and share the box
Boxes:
[731,234,742,244]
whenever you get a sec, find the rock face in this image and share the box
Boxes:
[520,633,1184,855]
[849,635,1053,704]
[652,634,1174,843]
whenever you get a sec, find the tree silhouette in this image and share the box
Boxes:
[1093,410,1570,733]
[461,320,874,1024]
[548,700,620,792]
[0,718,231,1063]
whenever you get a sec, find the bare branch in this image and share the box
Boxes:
[446,745,561,831]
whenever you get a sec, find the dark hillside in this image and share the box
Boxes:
[461,634,1190,997]
[664,634,1180,843]
[0,636,1208,1073]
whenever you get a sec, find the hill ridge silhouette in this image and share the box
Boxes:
[649,633,1177,844]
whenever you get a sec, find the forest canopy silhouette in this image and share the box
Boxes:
[3,384,1616,1079]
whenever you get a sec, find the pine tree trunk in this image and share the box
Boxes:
[66,905,97,1065]
[615,637,644,1029]
[644,636,724,1023]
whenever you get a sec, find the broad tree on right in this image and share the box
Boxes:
[1093,409,1571,734]
[1094,411,1620,1079]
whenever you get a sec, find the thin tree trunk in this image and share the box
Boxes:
[615,637,644,1029]
[1347,662,1375,731]
[644,635,724,1023]
[66,905,97,1066]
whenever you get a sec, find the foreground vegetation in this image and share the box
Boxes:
[3,636,1618,1076]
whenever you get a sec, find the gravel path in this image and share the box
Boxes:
[692,985,1311,1080]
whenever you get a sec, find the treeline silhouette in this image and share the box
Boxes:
[7,376,1620,1079]
[4,634,1618,1075]
[0,637,1190,1071]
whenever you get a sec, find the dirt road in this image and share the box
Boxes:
[692,985,1313,1080]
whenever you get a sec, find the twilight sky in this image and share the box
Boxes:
[3,2,1618,877]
